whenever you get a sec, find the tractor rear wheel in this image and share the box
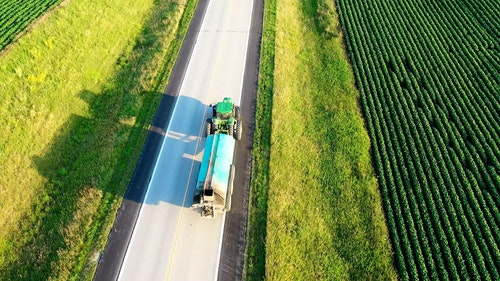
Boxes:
[235,121,242,140]
[228,123,234,136]
[206,120,212,136]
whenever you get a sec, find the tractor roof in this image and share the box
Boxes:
[216,98,233,114]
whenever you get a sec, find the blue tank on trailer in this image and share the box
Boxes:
[192,133,235,217]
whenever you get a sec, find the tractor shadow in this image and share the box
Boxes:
[1,0,215,277]
[141,95,208,207]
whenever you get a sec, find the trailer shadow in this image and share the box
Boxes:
[10,84,164,279]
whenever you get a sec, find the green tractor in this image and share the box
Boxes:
[206,97,242,140]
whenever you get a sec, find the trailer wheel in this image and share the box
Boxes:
[225,193,232,212]
[225,165,235,212]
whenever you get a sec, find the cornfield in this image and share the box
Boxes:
[0,0,62,50]
[337,0,500,279]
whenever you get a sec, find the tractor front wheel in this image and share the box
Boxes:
[235,106,241,120]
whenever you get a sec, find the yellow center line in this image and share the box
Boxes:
[164,105,207,280]
[163,0,234,279]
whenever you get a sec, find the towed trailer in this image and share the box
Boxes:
[192,98,241,217]
[192,133,235,217]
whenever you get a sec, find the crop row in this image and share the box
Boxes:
[337,0,500,279]
[0,0,62,50]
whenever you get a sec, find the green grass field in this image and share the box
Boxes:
[0,0,195,279]
[245,0,397,279]
[243,0,276,278]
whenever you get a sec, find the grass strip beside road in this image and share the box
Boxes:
[0,0,195,279]
[243,0,276,279]
[246,0,398,279]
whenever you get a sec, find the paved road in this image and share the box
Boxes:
[117,0,254,280]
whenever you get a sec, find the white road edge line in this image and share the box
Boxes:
[117,0,214,277]
[117,95,182,281]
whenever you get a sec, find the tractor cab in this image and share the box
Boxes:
[214,98,234,119]
[206,97,242,140]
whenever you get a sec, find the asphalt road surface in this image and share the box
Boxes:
[113,0,255,280]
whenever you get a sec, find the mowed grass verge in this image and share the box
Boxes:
[245,0,397,279]
[243,0,276,278]
[0,0,195,279]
